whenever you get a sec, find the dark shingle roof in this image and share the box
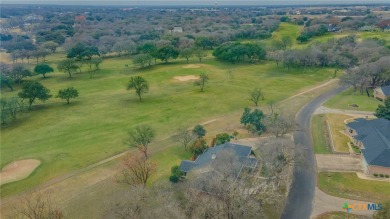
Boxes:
[179,142,255,173]
[347,118,390,167]
[380,85,390,96]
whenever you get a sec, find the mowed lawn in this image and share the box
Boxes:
[311,115,332,154]
[324,88,382,112]
[318,172,390,203]
[0,52,334,196]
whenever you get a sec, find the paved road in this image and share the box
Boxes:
[281,86,348,219]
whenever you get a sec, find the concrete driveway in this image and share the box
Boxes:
[316,154,362,172]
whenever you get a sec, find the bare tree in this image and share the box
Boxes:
[117,152,156,188]
[264,113,295,138]
[177,126,194,150]
[128,125,155,158]
[250,88,264,106]
[12,191,64,219]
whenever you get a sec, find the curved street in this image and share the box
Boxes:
[281,86,348,219]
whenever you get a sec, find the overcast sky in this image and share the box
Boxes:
[1,0,389,5]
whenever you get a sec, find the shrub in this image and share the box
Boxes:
[379,174,384,178]
[373,173,378,177]
[385,175,389,178]
[169,175,180,183]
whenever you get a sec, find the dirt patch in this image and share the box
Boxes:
[182,64,201,69]
[0,159,41,185]
[174,75,199,82]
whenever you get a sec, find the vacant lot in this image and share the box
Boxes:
[325,88,382,112]
[318,172,390,203]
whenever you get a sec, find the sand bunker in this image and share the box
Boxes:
[0,159,41,185]
[182,64,201,69]
[174,75,199,82]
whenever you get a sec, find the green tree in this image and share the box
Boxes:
[18,82,52,109]
[189,139,208,157]
[127,76,149,101]
[57,59,78,78]
[83,57,102,78]
[41,41,59,53]
[250,88,264,106]
[67,43,100,60]
[375,98,390,120]
[128,125,155,158]
[194,73,209,92]
[34,64,54,78]
[180,48,194,63]
[215,133,231,145]
[240,108,266,135]
[0,63,13,91]
[193,48,207,63]
[169,165,183,183]
[133,54,153,68]
[155,46,179,63]
[192,124,206,139]
[56,87,79,104]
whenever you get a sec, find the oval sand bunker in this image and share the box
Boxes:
[0,159,41,185]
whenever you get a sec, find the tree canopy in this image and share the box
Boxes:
[213,42,266,63]
[57,87,79,104]
[375,98,390,120]
[67,43,100,60]
[127,76,149,101]
[18,82,52,109]
[34,64,54,78]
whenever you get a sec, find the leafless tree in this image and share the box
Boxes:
[128,125,155,158]
[11,191,64,219]
[177,126,194,151]
[117,152,157,188]
[250,88,264,106]
[264,113,295,138]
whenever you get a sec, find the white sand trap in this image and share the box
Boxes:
[0,159,41,185]
[174,75,199,82]
[182,64,201,69]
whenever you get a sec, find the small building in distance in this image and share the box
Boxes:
[345,118,390,175]
[172,27,183,33]
[374,85,390,101]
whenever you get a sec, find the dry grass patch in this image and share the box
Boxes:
[325,114,352,153]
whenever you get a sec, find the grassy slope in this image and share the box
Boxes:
[318,172,390,203]
[325,114,352,153]
[325,88,382,112]
[311,115,332,154]
[0,51,334,196]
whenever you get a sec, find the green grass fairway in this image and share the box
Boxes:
[318,172,390,203]
[324,88,382,112]
[311,115,332,154]
[0,54,334,197]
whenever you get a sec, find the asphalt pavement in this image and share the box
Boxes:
[280,86,348,219]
